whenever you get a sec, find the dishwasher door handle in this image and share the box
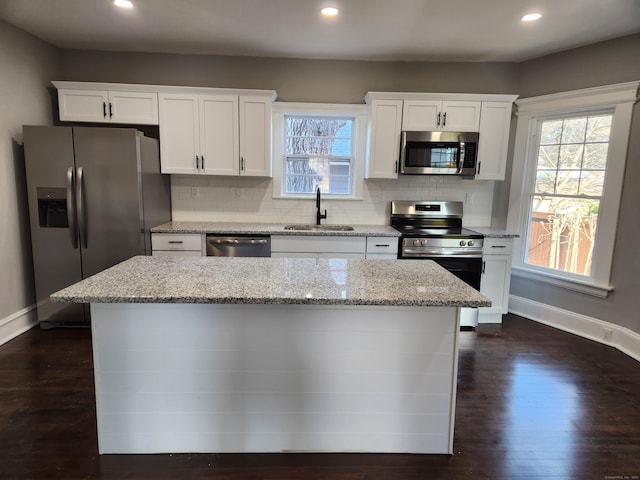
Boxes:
[207,238,269,245]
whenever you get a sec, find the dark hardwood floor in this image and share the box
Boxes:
[1,313,639,480]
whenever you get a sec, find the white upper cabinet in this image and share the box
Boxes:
[476,102,514,180]
[55,83,159,125]
[158,90,275,176]
[402,100,480,132]
[365,92,518,180]
[158,93,200,174]
[239,96,272,177]
[365,99,403,179]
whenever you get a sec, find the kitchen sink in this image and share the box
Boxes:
[284,224,355,232]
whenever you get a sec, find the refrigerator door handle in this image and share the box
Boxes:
[76,166,88,249]
[66,167,78,249]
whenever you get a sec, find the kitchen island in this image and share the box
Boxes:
[51,256,489,455]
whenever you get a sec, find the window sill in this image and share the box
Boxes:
[511,266,613,298]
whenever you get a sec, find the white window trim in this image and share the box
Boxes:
[272,102,368,200]
[506,81,639,298]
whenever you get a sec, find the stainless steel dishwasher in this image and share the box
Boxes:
[205,235,271,257]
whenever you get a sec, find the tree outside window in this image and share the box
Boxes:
[284,115,353,195]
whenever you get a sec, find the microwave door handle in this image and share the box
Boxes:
[458,141,465,174]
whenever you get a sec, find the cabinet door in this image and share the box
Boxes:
[58,89,109,122]
[200,95,239,176]
[441,101,481,131]
[108,91,159,125]
[158,93,199,174]
[239,96,272,177]
[476,101,513,180]
[480,255,511,315]
[366,99,403,179]
[402,100,441,131]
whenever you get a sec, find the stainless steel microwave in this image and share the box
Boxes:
[399,131,479,177]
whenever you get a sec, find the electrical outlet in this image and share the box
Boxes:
[603,328,613,341]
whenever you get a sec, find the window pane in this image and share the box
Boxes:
[585,115,612,142]
[540,120,563,145]
[561,117,587,144]
[583,143,608,169]
[329,160,351,195]
[558,144,584,169]
[538,145,559,169]
[579,171,605,197]
[285,157,321,193]
[535,170,556,194]
[526,196,600,276]
[555,170,580,195]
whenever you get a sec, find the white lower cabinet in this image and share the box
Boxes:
[151,233,204,256]
[271,235,366,259]
[478,238,513,324]
[365,237,398,259]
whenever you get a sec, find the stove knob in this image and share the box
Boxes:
[468,240,474,247]
[459,240,467,246]
[421,239,428,246]
[413,239,421,247]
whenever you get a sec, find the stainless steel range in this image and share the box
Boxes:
[390,200,484,291]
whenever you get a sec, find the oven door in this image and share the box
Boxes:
[404,256,481,290]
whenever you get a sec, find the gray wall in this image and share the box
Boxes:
[58,50,518,103]
[510,33,640,333]
[0,20,59,335]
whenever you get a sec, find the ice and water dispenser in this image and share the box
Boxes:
[36,187,69,228]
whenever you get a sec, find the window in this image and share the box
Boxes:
[284,115,353,195]
[507,82,638,297]
[526,113,611,276]
[272,103,368,199]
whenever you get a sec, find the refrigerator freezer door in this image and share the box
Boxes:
[71,127,146,278]
[23,126,85,325]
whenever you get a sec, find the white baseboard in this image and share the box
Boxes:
[0,305,38,346]
[509,294,640,363]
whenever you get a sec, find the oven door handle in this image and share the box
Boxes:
[403,248,483,258]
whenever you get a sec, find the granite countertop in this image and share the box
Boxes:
[466,227,520,238]
[151,221,401,237]
[50,256,490,308]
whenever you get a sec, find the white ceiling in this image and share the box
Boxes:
[1,0,639,62]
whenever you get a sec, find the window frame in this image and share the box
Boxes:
[272,103,368,200]
[506,81,639,298]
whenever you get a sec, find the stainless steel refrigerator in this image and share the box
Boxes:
[23,126,171,327]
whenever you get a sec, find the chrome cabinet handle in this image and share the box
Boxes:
[76,167,87,248]
[66,167,78,249]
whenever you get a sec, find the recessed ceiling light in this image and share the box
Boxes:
[521,13,542,22]
[114,0,134,8]
[321,7,339,17]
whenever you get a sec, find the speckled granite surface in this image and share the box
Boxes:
[151,221,401,237]
[50,256,490,307]
[466,227,519,238]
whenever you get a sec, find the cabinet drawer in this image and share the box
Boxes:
[366,237,398,256]
[152,233,202,252]
[152,250,203,257]
[483,238,513,256]
[271,235,366,254]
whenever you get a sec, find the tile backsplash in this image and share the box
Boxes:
[170,175,495,226]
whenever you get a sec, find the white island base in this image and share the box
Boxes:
[91,303,461,455]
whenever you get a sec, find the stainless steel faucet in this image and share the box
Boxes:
[316,186,327,225]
